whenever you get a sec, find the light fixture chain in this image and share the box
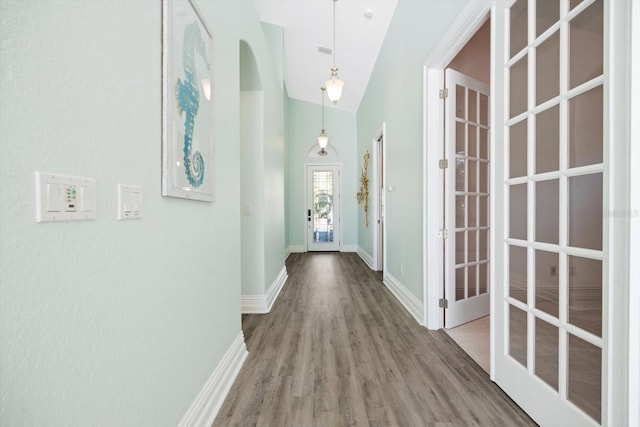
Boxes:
[332,0,336,67]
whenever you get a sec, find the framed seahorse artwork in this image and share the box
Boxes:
[162,0,214,201]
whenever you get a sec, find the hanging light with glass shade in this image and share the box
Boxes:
[318,87,329,156]
[325,0,344,104]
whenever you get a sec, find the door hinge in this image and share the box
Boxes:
[439,298,449,309]
[439,88,449,99]
[438,228,448,239]
[439,159,448,169]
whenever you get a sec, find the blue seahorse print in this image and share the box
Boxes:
[175,21,210,188]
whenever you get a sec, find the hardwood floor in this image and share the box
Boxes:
[213,252,537,426]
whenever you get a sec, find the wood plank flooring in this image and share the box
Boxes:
[213,252,537,426]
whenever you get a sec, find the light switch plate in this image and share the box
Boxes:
[117,184,143,220]
[35,172,96,222]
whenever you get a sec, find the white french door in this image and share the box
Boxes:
[444,69,491,328]
[306,165,340,251]
[493,0,608,425]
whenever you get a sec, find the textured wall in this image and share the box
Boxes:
[0,0,282,425]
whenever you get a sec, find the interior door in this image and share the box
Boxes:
[444,68,490,328]
[494,1,605,425]
[306,165,340,251]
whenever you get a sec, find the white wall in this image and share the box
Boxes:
[286,98,358,251]
[0,1,283,425]
[357,0,467,300]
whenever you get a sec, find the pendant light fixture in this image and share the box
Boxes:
[318,87,329,156]
[325,0,344,104]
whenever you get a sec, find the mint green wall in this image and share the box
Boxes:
[287,99,358,250]
[0,0,282,425]
[357,0,467,297]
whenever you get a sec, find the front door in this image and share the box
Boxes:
[444,68,491,328]
[306,165,340,251]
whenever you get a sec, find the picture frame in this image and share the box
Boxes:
[162,0,214,201]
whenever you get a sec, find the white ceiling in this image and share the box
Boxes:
[253,0,398,112]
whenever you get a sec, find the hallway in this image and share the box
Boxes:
[214,253,535,426]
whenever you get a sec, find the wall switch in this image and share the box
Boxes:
[117,184,143,220]
[35,172,96,222]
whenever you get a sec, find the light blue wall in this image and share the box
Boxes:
[287,98,358,250]
[0,0,282,425]
[357,0,467,298]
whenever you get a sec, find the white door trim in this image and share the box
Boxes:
[422,0,492,331]
[372,123,386,272]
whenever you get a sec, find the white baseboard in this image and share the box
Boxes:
[266,266,288,311]
[241,266,288,314]
[383,272,425,325]
[241,294,268,313]
[357,246,375,270]
[178,332,248,427]
[287,245,305,255]
[341,244,358,253]
[284,246,291,259]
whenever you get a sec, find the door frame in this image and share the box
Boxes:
[304,163,341,252]
[422,0,491,332]
[372,123,386,271]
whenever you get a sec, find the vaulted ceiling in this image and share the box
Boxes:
[253,0,398,112]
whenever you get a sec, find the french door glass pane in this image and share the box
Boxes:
[456,159,465,191]
[537,0,560,36]
[509,119,528,178]
[456,196,465,228]
[479,162,488,193]
[509,305,528,367]
[456,84,466,119]
[569,85,603,168]
[468,265,477,298]
[568,256,602,337]
[510,184,528,240]
[468,195,477,227]
[469,126,477,158]
[535,179,559,245]
[456,267,465,301]
[479,128,489,159]
[568,173,603,250]
[510,56,528,118]
[535,318,559,390]
[536,105,560,173]
[468,161,477,195]
[535,250,559,318]
[479,229,488,261]
[456,122,466,155]
[468,230,477,262]
[469,90,478,123]
[510,0,528,58]
[479,94,489,126]
[479,263,488,294]
[456,231,465,264]
[479,195,488,227]
[568,334,602,423]
[569,0,603,89]
[509,245,527,303]
[312,171,334,243]
[536,31,560,105]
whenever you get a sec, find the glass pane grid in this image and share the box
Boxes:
[505,0,604,419]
